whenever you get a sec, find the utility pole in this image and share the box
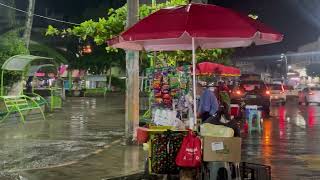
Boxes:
[281,53,288,83]
[24,0,36,49]
[125,0,140,144]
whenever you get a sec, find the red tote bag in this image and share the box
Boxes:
[175,130,202,168]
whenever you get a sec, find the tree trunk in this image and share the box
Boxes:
[23,0,36,49]
[7,0,16,28]
[125,0,140,144]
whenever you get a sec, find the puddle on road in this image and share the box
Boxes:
[242,103,320,179]
[0,97,125,178]
[297,155,320,171]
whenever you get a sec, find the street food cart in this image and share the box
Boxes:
[108,3,282,179]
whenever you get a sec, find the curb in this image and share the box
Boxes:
[103,171,145,180]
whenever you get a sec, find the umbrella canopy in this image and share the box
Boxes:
[178,62,241,76]
[108,3,283,129]
[197,62,224,75]
[220,65,241,77]
[108,3,283,51]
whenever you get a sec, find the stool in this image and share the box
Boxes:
[247,109,262,133]
[230,104,240,118]
[245,105,263,133]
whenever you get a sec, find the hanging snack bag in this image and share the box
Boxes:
[170,88,180,98]
[162,84,170,91]
[169,74,180,89]
[154,90,162,98]
[162,93,171,100]
[154,97,163,105]
[162,71,169,85]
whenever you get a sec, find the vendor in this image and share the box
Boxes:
[197,83,219,122]
[218,81,231,111]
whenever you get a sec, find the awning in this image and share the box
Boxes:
[2,55,54,71]
[27,64,57,76]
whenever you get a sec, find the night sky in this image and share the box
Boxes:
[209,0,320,57]
[13,0,320,57]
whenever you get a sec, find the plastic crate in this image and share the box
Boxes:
[240,162,271,180]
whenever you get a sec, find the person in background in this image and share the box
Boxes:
[26,76,33,94]
[218,81,231,113]
[198,83,219,122]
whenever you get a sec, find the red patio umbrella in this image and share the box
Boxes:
[108,3,283,128]
[177,62,241,76]
[220,65,241,77]
[196,62,223,75]
[108,3,283,51]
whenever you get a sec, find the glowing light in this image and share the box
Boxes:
[83,45,92,54]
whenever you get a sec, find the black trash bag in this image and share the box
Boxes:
[203,109,241,137]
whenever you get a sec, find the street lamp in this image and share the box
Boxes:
[278,53,288,83]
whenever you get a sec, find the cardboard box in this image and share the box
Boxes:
[203,137,242,162]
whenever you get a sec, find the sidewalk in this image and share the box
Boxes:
[20,141,146,180]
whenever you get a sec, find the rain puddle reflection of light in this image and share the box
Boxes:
[262,119,272,165]
[307,106,315,128]
[278,106,287,138]
[295,112,307,129]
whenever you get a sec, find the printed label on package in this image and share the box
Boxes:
[211,142,224,151]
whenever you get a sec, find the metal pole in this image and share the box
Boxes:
[125,0,139,143]
[281,53,288,84]
[285,55,288,83]
[68,70,72,96]
[192,38,196,130]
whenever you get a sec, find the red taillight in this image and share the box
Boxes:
[266,90,270,95]
[236,90,241,95]
[309,92,314,95]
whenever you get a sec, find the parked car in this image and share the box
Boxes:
[295,84,307,92]
[284,85,298,98]
[230,80,270,115]
[267,84,286,105]
[299,86,320,105]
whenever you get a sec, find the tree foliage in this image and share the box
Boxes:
[29,41,68,64]
[71,46,125,75]
[46,0,234,72]
[0,30,29,86]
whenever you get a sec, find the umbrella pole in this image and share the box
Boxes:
[192,38,197,130]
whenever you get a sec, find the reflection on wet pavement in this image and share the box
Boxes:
[2,96,320,179]
[0,96,146,180]
[242,99,320,179]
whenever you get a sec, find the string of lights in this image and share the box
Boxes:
[0,2,80,26]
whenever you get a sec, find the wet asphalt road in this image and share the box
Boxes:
[0,95,134,180]
[0,96,319,179]
[242,98,320,179]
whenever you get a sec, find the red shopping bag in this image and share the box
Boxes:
[175,130,202,168]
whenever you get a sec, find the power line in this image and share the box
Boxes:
[0,2,80,26]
